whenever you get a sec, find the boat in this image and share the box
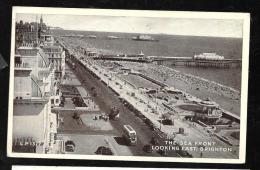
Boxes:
[62,34,83,38]
[132,35,158,42]
[85,35,97,39]
[106,35,119,40]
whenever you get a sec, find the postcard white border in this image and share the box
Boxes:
[7,6,250,164]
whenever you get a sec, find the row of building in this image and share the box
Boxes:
[12,16,66,154]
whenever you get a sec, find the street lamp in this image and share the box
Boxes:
[155,88,159,112]
[159,119,162,130]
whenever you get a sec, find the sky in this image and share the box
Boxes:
[15,13,243,38]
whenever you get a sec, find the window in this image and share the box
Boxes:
[15,56,22,65]
[51,99,54,104]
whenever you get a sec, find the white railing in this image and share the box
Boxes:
[15,63,30,68]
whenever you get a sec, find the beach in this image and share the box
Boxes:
[117,62,241,115]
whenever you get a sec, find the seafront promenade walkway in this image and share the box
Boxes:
[78,57,238,159]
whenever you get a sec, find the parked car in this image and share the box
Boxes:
[95,146,113,155]
[150,125,156,131]
[65,140,75,152]
[144,118,152,126]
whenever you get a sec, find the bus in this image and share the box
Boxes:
[123,125,137,145]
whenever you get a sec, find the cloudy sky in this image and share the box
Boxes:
[16,13,243,38]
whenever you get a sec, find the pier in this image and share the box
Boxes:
[93,56,150,63]
[150,56,242,68]
[92,54,241,68]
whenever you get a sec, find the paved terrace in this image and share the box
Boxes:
[118,74,160,90]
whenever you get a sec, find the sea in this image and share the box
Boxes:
[52,30,243,90]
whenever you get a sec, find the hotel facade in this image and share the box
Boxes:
[12,16,65,154]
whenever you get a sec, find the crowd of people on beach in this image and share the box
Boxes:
[159,65,240,100]
[119,62,240,101]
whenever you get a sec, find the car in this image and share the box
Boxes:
[142,117,148,123]
[65,145,75,152]
[150,125,155,131]
[65,140,75,146]
[95,146,113,155]
[143,144,153,153]
[144,119,152,126]
[163,119,174,125]
[65,140,75,152]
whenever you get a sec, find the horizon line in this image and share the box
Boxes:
[52,28,243,39]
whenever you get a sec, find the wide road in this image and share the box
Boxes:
[68,60,180,157]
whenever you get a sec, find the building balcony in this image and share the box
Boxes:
[13,97,48,105]
[14,63,33,71]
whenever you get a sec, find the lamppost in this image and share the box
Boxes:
[159,119,162,130]
[155,88,158,112]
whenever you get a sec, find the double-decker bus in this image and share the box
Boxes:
[123,125,137,145]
